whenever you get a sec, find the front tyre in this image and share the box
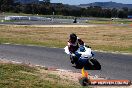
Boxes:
[90,58,101,70]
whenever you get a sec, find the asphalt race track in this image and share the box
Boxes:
[0,44,132,81]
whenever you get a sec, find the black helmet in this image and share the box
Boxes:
[70,33,77,43]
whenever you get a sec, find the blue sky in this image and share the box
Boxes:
[51,0,132,5]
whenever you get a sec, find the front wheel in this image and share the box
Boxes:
[89,58,101,70]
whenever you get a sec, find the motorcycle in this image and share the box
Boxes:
[64,45,101,70]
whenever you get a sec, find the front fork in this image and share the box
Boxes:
[70,55,75,64]
[91,51,94,57]
[88,57,95,65]
[70,55,78,64]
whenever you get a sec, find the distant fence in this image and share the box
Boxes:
[0,16,5,20]
[5,16,52,21]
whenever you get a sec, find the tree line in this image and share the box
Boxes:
[0,0,132,18]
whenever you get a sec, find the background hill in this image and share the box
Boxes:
[78,1,132,9]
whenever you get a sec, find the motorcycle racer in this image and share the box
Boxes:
[68,33,84,53]
[68,33,85,64]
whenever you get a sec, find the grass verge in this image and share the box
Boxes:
[0,62,82,88]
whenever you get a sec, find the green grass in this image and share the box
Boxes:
[1,37,131,53]
[87,19,132,24]
[0,20,19,22]
[92,45,132,53]
[0,63,83,88]
[0,37,65,48]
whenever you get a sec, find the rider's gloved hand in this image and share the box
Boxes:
[71,53,75,57]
